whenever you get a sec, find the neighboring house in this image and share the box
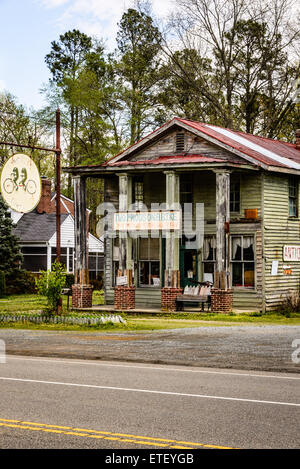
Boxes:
[65,118,300,312]
[12,178,103,278]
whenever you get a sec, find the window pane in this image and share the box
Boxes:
[203,262,214,274]
[203,237,215,260]
[22,255,47,272]
[139,261,150,285]
[51,255,67,269]
[231,237,242,260]
[22,247,47,255]
[139,238,159,260]
[89,255,97,271]
[151,262,160,286]
[243,237,254,260]
[244,263,254,287]
[232,263,243,287]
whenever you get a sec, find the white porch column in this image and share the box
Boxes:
[214,169,230,289]
[164,171,180,287]
[118,173,133,284]
[73,175,89,285]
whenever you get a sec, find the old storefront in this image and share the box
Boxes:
[65,119,300,312]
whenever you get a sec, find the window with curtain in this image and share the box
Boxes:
[202,236,216,281]
[139,237,160,287]
[289,177,298,217]
[231,235,255,288]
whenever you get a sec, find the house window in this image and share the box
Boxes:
[133,178,144,210]
[175,132,185,153]
[289,177,298,217]
[21,246,47,272]
[231,235,255,288]
[230,180,240,213]
[139,238,160,287]
[202,236,216,282]
[51,248,68,270]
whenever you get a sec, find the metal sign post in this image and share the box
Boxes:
[56,109,61,263]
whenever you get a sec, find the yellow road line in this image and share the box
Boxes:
[0,418,235,449]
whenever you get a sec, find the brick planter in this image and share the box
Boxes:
[114,286,136,310]
[72,284,93,308]
[161,287,183,312]
[211,288,233,313]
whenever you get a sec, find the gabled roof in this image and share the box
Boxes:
[14,213,68,242]
[64,117,300,174]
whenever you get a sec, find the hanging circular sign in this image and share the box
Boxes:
[0,154,42,213]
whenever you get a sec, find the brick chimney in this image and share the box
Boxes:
[296,129,300,150]
[36,177,52,214]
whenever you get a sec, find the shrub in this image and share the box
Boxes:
[278,290,300,316]
[90,273,104,291]
[35,260,66,314]
[0,271,6,297]
[65,273,75,289]
[5,270,37,295]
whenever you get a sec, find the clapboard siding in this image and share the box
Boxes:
[263,173,300,310]
[129,130,244,162]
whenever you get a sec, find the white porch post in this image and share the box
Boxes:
[164,170,180,287]
[214,169,230,289]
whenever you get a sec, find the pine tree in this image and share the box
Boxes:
[0,195,23,275]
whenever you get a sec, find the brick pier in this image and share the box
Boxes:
[211,288,233,313]
[72,284,93,308]
[114,286,136,310]
[161,287,183,312]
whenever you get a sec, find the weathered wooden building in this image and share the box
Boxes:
[65,118,300,312]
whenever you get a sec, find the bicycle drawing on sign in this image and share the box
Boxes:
[3,167,37,195]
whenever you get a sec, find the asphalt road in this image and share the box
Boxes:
[0,355,299,449]
[1,324,300,372]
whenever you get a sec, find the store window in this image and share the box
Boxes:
[133,177,144,210]
[112,238,119,285]
[139,238,160,287]
[230,180,240,213]
[231,235,255,288]
[289,177,298,217]
[202,236,216,282]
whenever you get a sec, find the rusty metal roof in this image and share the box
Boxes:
[64,117,300,173]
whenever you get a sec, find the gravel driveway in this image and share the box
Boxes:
[1,325,300,373]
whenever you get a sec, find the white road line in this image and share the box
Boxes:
[6,355,300,380]
[0,376,299,407]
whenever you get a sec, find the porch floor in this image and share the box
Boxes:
[72,304,259,314]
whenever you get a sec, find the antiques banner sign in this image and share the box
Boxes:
[283,245,300,261]
[114,211,181,231]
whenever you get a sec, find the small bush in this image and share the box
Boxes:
[65,273,75,289]
[5,270,36,295]
[35,260,66,314]
[0,271,6,298]
[278,290,300,316]
[90,273,104,291]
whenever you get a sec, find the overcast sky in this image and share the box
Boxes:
[0,0,174,110]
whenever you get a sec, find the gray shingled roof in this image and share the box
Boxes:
[14,213,68,242]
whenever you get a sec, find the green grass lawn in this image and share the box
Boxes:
[0,292,300,331]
